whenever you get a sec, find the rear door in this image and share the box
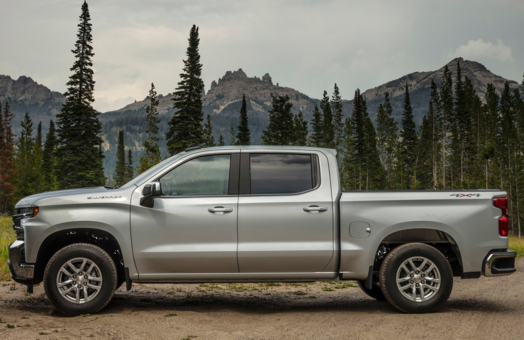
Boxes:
[237,151,334,273]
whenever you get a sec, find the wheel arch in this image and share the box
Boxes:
[33,227,126,287]
[370,222,465,277]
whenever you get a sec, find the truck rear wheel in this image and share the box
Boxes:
[356,280,386,301]
[379,243,453,313]
[43,243,117,315]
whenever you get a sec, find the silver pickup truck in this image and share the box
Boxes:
[9,145,516,315]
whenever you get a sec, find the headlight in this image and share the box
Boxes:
[13,207,39,231]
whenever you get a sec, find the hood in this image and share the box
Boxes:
[15,187,112,208]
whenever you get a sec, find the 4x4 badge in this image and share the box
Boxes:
[449,193,481,197]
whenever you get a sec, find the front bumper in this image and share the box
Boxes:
[484,249,517,277]
[8,240,35,292]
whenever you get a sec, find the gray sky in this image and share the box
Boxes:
[1,0,523,112]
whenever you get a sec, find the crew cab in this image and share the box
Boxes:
[9,145,516,314]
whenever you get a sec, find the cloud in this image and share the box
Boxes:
[447,39,514,63]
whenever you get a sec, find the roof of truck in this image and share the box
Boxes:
[186,145,337,156]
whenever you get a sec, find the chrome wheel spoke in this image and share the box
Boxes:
[423,264,435,274]
[424,284,439,292]
[86,262,96,276]
[400,264,411,275]
[60,267,73,277]
[400,284,412,292]
[88,276,102,282]
[397,276,410,283]
[83,286,89,301]
[87,283,101,291]
[58,280,72,288]
[411,286,417,301]
[60,285,75,296]
[418,286,425,301]
[79,259,88,272]
[408,259,417,271]
[418,259,428,271]
[67,260,79,273]
[424,277,440,283]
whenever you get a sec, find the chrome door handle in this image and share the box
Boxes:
[208,206,233,213]
[303,205,328,212]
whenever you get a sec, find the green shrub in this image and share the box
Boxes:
[0,217,16,280]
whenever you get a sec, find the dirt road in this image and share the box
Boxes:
[1,259,523,340]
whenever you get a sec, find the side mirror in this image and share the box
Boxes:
[140,182,162,208]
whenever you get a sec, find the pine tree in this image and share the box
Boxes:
[440,65,453,188]
[56,1,104,189]
[320,91,334,148]
[292,112,308,146]
[32,122,44,194]
[202,114,216,147]
[229,127,237,146]
[414,112,435,189]
[332,84,344,156]
[363,112,385,190]
[236,94,251,145]
[136,83,162,174]
[14,113,35,201]
[167,25,205,155]
[451,60,466,187]
[126,149,134,182]
[430,80,443,189]
[218,134,225,146]
[262,94,294,145]
[340,116,357,190]
[114,129,127,187]
[351,89,366,189]
[375,92,398,189]
[400,83,418,188]
[482,84,500,189]
[310,105,323,147]
[0,102,16,213]
[42,120,57,191]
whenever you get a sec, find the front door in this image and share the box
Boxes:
[237,152,334,273]
[131,152,240,278]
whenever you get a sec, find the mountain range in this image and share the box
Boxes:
[1,57,522,176]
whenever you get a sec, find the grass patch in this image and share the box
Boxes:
[164,313,177,317]
[292,291,307,296]
[334,282,355,289]
[1,216,16,280]
[259,282,281,287]
[322,287,335,291]
[509,236,524,258]
[6,323,15,328]
[39,331,50,335]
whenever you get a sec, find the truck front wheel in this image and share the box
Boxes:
[379,243,453,313]
[43,243,118,315]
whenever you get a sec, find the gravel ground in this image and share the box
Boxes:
[0,259,523,340]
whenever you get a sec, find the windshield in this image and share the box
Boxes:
[119,152,185,189]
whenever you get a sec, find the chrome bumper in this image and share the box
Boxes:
[8,240,35,286]
[484,250,517,277]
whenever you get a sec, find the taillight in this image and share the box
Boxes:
[493,198,508,236]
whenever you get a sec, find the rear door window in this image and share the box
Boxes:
[249,154,317,194]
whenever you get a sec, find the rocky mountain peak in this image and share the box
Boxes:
[0,75,64,105]
[262,73,273,85]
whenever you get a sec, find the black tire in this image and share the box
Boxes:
[43,243,117,315]
[379,243,453,313]
[357,280,386,301]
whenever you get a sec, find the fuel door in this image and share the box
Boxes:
[349,221,371,239]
